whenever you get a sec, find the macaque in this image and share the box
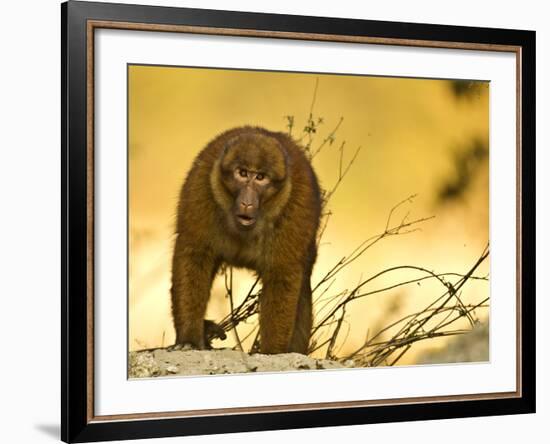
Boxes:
[171,126,321,354]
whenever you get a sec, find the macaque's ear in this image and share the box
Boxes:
[269,138,289,181]
[278,139,289,169]
[222,135,241,155]
[219,135,242,171]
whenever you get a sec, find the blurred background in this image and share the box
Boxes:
[128,64,489,365]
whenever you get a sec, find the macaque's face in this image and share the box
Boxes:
[220,134,287,230]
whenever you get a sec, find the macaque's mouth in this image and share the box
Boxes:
[236,214,256,227]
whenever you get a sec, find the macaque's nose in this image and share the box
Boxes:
[239,201,254,213]
[237,185,259,217]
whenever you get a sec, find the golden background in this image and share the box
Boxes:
[128,64,489,365]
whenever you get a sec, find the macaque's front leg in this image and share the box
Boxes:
[170,238,217,349]
[259,269,303,354]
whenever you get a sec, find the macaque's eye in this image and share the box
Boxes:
[238,168,248,178]
[255,173,266,182]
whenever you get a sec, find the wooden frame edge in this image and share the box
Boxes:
[91,391,519,422]
[86,18,95,424]
[89,19,521,52]
[84,18,525,424]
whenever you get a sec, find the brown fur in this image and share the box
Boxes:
[170,126,321,354]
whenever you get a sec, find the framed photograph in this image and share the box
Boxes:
[61,1,536,442]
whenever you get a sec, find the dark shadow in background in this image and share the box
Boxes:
[449,79,487,100]
[435,80,489,206]
[34,424,59,440]
[436,137,489,205]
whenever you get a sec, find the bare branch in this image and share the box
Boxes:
[310,117,344,159]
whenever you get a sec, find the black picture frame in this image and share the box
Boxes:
[61,1,536,442]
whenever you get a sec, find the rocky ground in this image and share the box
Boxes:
[129,347,354,378]
[415,322,489,365]
[129,322,489,378]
